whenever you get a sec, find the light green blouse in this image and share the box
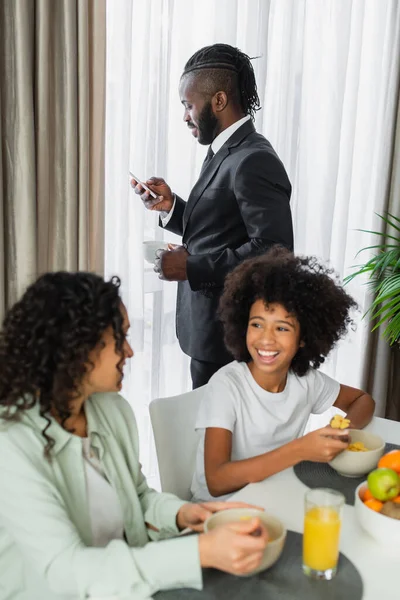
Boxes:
[0,393,202,599]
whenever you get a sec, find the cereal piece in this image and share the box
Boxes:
[348,441,368,452]
[330,414,350,430]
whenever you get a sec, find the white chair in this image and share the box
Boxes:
[149,386,206,500]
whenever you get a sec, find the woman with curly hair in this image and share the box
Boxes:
[191,247,375,501]
[0,272,268,600]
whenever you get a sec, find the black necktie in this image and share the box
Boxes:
[201,146,214,174]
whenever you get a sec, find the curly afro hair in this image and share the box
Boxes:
[218,247,357,376]
[0,272,124,457]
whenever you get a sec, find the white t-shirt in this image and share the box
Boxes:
[82,438,124,547]
[190,361,340,502]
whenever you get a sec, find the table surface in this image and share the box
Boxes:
[229,416,400,600]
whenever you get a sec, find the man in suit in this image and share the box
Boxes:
[133,43,293,389]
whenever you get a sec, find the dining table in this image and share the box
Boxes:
[156,416,400,600]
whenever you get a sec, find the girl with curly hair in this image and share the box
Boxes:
[0,272,268,600]
[191,247,375,502]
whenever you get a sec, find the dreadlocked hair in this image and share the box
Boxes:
[183,43,261,120]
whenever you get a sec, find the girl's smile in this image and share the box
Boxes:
[246,300,303,391]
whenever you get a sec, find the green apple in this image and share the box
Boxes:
[367,468,400,501]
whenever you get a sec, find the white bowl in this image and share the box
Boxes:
[204,508,286,575]
[355,482,400,547]
[328,429,385,477]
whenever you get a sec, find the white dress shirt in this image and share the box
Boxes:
[161,115,251,226]
[210,114,251,154]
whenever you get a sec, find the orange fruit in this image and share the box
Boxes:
[362,488,374,502]
[393,496,400,504]
[364,498,383,512]
[378,450,400,474]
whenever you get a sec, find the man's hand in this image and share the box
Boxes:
[176,501,265,532]
[131,176,174,212]
[299,426,349,462]
[154,245,189,281]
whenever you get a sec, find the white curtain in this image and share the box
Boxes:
[105,0,400,481]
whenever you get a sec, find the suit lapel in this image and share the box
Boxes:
[183,146,229,231]
[182,120,256,234]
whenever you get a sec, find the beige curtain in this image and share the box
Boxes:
[384,87,400,421]
[0,0,106,325]
[364,85,400,420]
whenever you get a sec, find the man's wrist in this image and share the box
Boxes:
[160,194,176,226]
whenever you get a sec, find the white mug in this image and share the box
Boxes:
[143,240,168,264]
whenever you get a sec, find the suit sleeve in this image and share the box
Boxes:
[159,194,186,237]
[186,149,293,291]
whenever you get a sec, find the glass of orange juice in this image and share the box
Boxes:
[303,488,345,580]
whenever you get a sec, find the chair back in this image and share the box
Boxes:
[149,386,205,500]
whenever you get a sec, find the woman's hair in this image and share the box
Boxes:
[0,272,124,457]
[182,43,261,120]
[219,247,357,376]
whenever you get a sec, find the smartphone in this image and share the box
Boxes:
[129,171,158,199]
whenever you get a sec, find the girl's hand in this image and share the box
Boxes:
[199,518,269,575]
[176,501,264,532]
[299,425,349,462]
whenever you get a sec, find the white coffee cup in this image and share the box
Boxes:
[143,240,168,264]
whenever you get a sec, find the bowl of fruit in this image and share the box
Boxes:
[327,415,385,477]
[355,450,400,546]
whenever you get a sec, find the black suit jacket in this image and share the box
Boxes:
[163,119,293,363]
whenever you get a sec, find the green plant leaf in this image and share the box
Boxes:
[376,211,400,233]
[354,231,400,244]
[382,312,400,344]
[347,211,400,346]
[369,297,400,319]
[376,274,400,296]
[371,305,400,328]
